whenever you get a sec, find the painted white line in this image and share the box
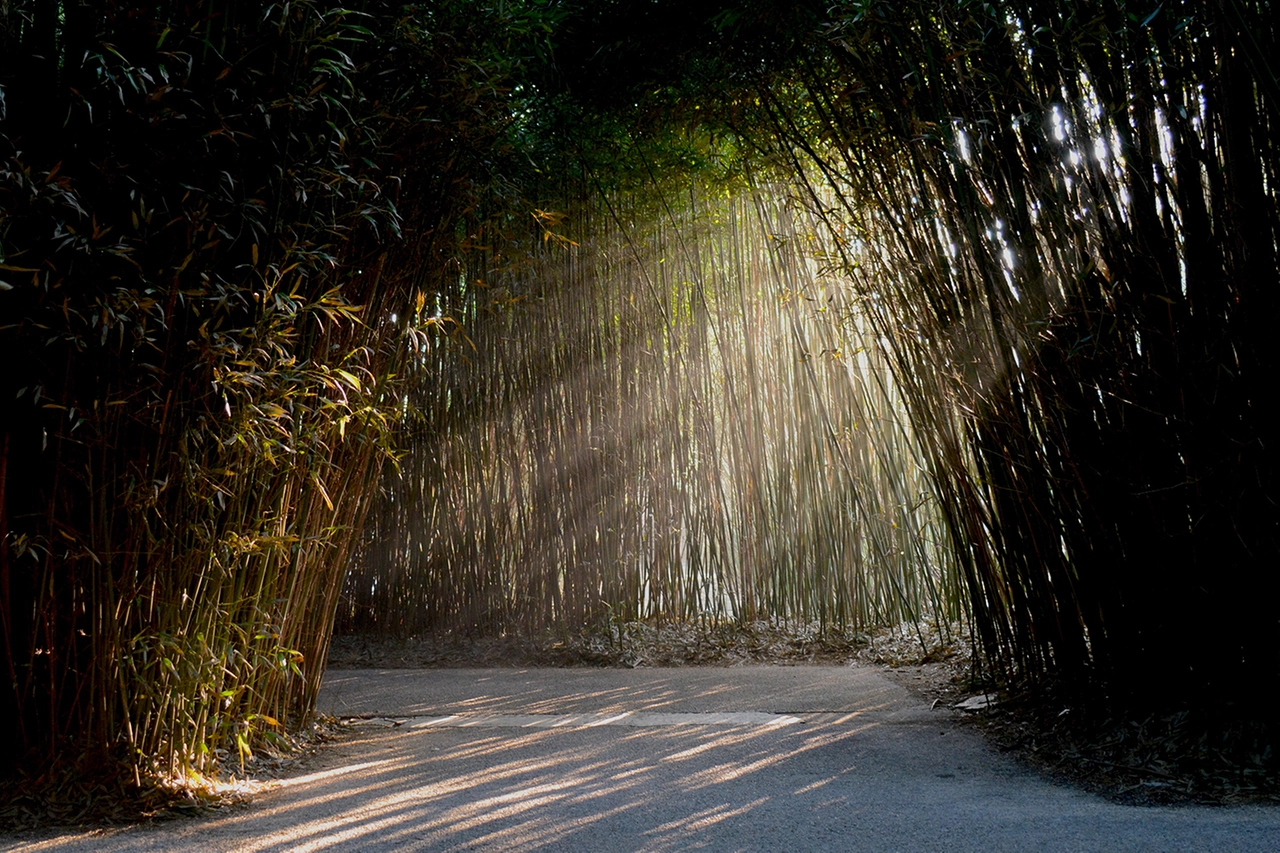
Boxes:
[406,712,803,729]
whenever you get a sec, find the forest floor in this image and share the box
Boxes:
[329,619,1280,807]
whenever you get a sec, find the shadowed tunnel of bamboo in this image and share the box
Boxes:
[1,0,1277,803]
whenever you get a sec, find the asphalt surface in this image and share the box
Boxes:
[7,665,1280,852]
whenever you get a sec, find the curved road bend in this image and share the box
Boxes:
[7,665,1280,852]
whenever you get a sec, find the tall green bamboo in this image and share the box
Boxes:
[340,166,961,641]
[0,0,538,791]
[729,0,1279,708]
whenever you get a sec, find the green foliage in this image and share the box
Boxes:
[346,0,1280,721]
[4,0,1276,798]
[0,0,540,789]
[736,0,1280,711]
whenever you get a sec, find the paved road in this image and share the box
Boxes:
[7,665,1280,852]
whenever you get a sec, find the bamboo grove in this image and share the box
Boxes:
[742,0,1278,711]
[0,0,544,791]
[2,0,1278,796]
[340,182,962,639]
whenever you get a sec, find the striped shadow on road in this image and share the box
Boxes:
[401,712,805,729]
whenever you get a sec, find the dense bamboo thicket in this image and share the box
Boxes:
[341,176,961,638]
[726,0,1279,709]
[5,0,1278,801]
[0,0,533,790]
[342,0,1280,716]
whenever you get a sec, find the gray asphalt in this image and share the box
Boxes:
[7,665,1280,852]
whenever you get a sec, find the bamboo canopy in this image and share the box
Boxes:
[1,0,1277,798]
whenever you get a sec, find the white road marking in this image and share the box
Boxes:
[401,711,803,729]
